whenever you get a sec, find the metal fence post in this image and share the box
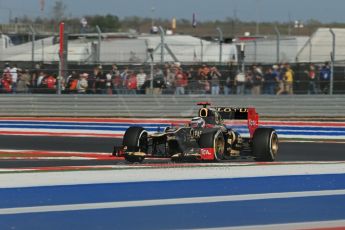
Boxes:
[274,26,280,63]
[28,25,35,64]
[216,27,223,64]
[329,28,335,95]
[96,25,102,64]
[158,26,165,64]
[309,41,312,63]
[240,43,245,72]
[147,48,154,93]
[200,39,204,63]
[41,39,44,62]
[254,40,257,63]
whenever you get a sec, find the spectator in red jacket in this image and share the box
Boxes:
[174,67,187,95]
[1,70,12,93]
[45,75,57,89]
[126,71,137,94]
[42,74,57,93]
[307,64,317,94]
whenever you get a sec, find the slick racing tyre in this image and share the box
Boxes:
[253,128,279,162]
[123,126,148,163]
[199,130,225,161]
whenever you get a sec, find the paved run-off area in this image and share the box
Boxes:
[1,163,345,230]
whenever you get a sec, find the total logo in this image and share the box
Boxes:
[200,148,213,155]
[249,120,257,126]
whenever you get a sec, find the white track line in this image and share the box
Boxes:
[0,157,95,160]
[199,219,345,230]
[0,149,111,155]
[1,189,345,215]
[2,164,345,188]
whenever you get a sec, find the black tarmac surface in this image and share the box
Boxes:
[0,135,344,168]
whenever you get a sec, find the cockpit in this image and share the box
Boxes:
[198,107,223,126]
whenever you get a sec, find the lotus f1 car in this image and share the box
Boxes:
[113,102,278,163]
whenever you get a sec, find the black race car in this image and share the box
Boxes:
[114,102,278,163]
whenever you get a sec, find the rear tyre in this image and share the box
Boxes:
[253,128,278,162]
[198,130,225,161]
[122,126,148,163]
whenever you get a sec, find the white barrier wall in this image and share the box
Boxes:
[0,95,345,117]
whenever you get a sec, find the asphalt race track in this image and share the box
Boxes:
[1,136,345,230]
[0,135,344,168]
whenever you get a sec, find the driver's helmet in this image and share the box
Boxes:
[190,117,206,128]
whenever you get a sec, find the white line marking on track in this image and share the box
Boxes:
[0,157,95,160]
[1,164,345,188]
[0,149,111,155]
[199,219,345,230]
[0,169,35,172]
[1,189,345,215]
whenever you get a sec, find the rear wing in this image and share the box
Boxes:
[215,107,259,138]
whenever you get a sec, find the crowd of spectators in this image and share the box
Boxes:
[0,62,332,95]
[233,62,331,95]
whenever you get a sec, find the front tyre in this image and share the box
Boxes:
[122,126,148,163]
[253,128,278,162]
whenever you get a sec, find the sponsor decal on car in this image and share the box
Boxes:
[249,119,257,127]
[200,148,214,160]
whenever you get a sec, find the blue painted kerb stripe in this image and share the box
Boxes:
[1,174,345,209]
